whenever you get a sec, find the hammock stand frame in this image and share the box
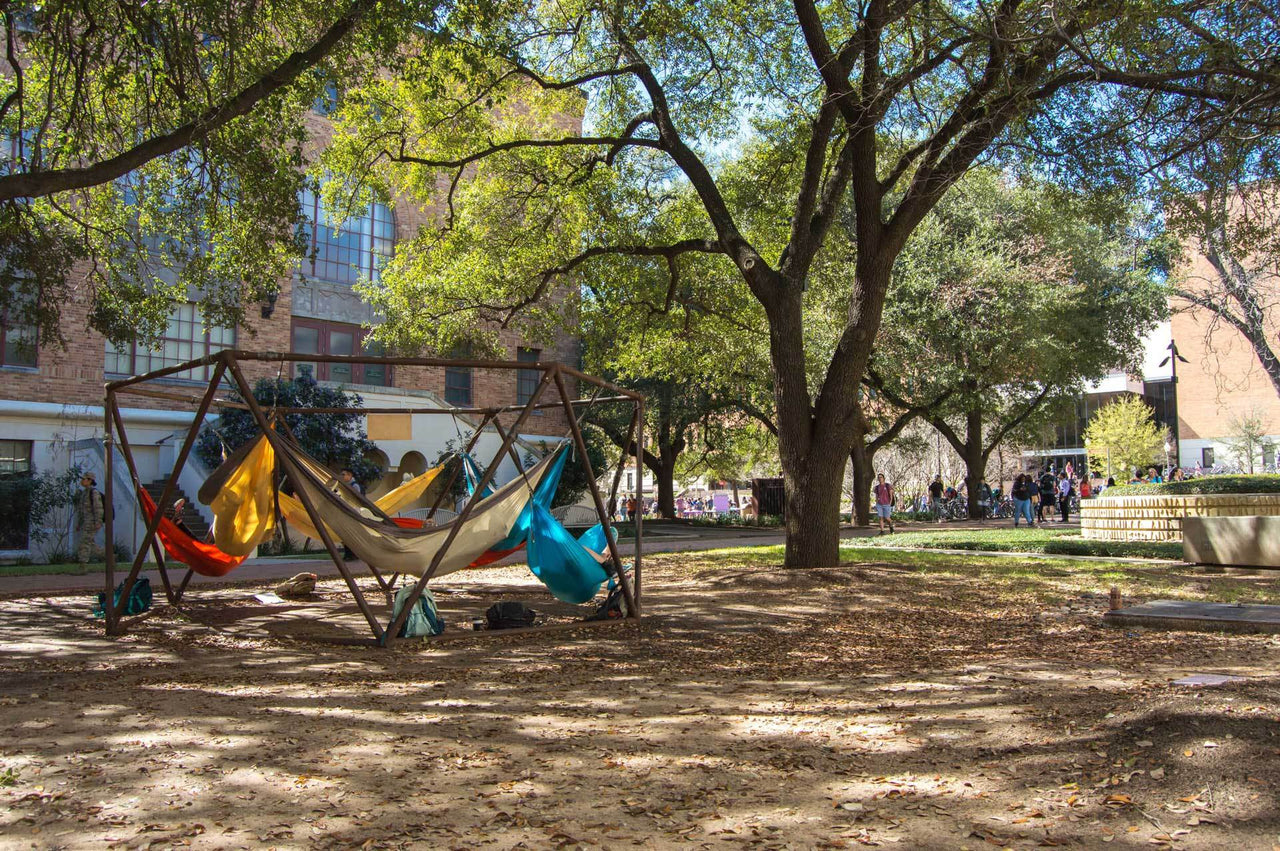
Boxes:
[99,349,645,647]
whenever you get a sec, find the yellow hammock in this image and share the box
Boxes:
[199,433,277,557]
[278,461,447,543]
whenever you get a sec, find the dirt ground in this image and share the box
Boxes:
[1,548,1278,850]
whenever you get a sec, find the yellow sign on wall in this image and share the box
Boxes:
[367,413,413,441]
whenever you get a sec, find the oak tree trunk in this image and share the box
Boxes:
[655,457,677,519]
[849,444,873,527]
[962,409,988,519]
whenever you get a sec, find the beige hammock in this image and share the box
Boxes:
[278,439,560,577]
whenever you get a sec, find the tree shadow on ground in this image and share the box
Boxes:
[0,554,1277,849]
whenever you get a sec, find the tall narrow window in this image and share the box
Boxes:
[0,290,36,367]
[290,320,390,386]
[105,302,233,381]
[1201,447,1215,467]
[516,347,541,405]
[444,364,472,406]
[445,344,473,407]
[298,188,395,286]
[0,439,33,549]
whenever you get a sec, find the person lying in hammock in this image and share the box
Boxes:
[166,498,195,537]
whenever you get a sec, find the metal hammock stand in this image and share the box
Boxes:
[99,349,645,647]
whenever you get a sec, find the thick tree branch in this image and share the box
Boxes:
[0,0,379,202]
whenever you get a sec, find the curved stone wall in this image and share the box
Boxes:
[1080,493,1280,541]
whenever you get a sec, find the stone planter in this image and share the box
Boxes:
[1080,493,1280,542]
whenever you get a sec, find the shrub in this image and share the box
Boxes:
[1104,474,1280,497]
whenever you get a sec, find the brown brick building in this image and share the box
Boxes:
[1168,243,1280,469]
[1029,225,1280,477]
[0,107,579,559]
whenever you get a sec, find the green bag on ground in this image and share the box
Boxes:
[93,577,152,618]
[392,585,445,638]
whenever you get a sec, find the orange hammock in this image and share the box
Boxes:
[138,490,248,577]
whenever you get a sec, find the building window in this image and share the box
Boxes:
[1264,445,1276,469]
[298,188,394,287]
[105,302,234,381]
[517,347,541,405]
[445,365,472,407]
[1201,447,1215,468]
[1,290,36,367]
[291,320,390,386]
[0,439,33,549]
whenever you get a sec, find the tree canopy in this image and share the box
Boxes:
[317,0,1280,565]
[0,0,440,347]
[196,371,380,487]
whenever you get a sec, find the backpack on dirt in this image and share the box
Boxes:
[392,585,445,638]
[94,577,152,618]
[585,584,629,621]
[486,601,537,630]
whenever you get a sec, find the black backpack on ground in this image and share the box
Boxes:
[486,601,537,630]
[585,584,629,621]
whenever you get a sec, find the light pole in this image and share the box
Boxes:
[1159,339,1190,468]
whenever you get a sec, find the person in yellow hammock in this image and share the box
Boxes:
[338,468,362,561]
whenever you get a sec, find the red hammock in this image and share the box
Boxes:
[138,490,248,577]
[391,516,525,566]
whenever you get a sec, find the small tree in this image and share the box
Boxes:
[196,371,380,487]
[1223,409,1275,474]
[1083,396,1168,480]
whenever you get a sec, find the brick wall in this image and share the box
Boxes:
[1171,247,1280,441]
[1,108,585,435]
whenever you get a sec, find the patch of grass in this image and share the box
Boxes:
[657,540,1279,607]
[844,527,1183,560]
[0,767,18,787]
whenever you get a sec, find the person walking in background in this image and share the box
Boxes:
[873,473,896,534]
[1038,469,1057,522]
[1079,475,1092,499]
[1026,474,1041,524]
[1011,474,1033,527]
[928,475,944,523]
[626,495,638,520]
[1058,471,1073,522]
[977,478,993,522]
[339,467,362,561]
[76,473,105,567]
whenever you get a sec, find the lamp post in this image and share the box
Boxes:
[1159,339,1190,468]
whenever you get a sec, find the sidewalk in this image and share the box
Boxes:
[0,519,1084,597]
[0,525,796,597]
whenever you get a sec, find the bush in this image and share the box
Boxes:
[1104,474,1280,497]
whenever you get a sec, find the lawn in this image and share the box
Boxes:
[845,525,1185,560]
[1,546,1277,849]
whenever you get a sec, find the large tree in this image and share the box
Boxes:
[322,1,1279,566]
[868,169,1164,517]
[0,0,439,347]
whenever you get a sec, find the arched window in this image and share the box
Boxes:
[299,188,394,286]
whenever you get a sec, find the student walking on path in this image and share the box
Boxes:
[76,473,105,567]
[873,473,896,535]
[928,475,944,523]
[1058,472,1073,523]
[1037,469,1056,523]
[1011,474,1034,528]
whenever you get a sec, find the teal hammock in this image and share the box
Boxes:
[468,445,613,604]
